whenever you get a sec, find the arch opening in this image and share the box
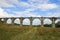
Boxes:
[0,18,5,24]
[14,18,20,24]
[55,19,60,27]
[23,18,30,25]
[55,19,60,24]
[44,19,52,27]
[1,18,4,21]
[44,19,52,24]
[7,19,12,24]
[32,19,41,26]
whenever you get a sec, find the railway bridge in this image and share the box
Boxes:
[0,17,60,28]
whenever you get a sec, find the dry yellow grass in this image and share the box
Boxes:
[0,24,60,40]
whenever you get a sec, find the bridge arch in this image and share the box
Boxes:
[14,18,20,24]
[7,18,12,24]
[55,19,60,23]
[32,18,41,25]
[43,19,52,27]
[22,18,30,25]
[1,18,4,21]
[44,19,52,24]
[55,19,60,27]
[0,18,5,24]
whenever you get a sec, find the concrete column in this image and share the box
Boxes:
[11,18,15,24]
[19,17,23,26]
[40,17,44,27]
[50,17,56,28]
[30,17,32,26]
[3,18,8,24]
[52,18,55,28]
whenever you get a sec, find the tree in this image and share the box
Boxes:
[56,21,60,27]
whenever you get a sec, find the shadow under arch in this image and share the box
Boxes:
[55,19,60,27]
[0,18,5,24]
[22,18,30,25]
[44,19,52,27]
[32,18,41,26]
[14,18,20,24]
[1,18,4,21]
[7,19,12,24]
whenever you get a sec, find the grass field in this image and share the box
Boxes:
[0,24,60,40]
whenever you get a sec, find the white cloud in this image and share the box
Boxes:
[0,8,15,17]
[0,7,41,17]
[46,12,60,17]
[27,0,58,11]
[0,0,58,11]
[19,2,30,7]
[6,0,30,7]
[51,13,60,17]
[28,0,49,5]
[37,3,58,11]
[15,11,41,17]
[0,0,14,7]
[0,0,59,17]
[0,8,9,17]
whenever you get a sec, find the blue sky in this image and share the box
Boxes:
[0,0,60,17]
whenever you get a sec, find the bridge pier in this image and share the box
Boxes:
[30,17,33,27]
[11,18,15,24]
[0,18,2,24]
[19,18,23,26]
[52,19,55,28]
[50,17,57,28]
[40,17,44,27]
[3,18,8,24]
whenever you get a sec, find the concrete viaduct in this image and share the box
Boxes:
[0,17,60,28]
